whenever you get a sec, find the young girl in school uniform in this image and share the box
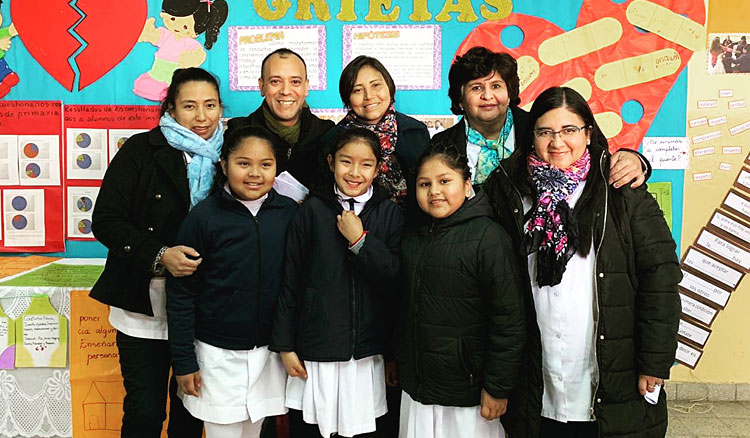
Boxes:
[270,127,405,437]
[166,126,298,438]
[394,142,526,438]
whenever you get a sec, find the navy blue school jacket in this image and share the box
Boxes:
[269,184,404,362]
[167,188,298,376]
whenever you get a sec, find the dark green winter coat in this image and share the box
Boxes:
[395,191,526,408]
[483,142,681,438]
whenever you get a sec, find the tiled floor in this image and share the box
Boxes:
[668,401,750,437]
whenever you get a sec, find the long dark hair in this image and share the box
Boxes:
[160,67,222,116]
[525,86,608,257]
[162,0,228,50]
[327,127,383,165]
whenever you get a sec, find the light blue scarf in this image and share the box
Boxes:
[466,110,514,184]
[159,113,223,207]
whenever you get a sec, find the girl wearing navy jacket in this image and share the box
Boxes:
[167,126,298,438]
[271,128,405,437]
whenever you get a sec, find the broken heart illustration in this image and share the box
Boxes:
[11,0,147,91]
[457,0,705,151]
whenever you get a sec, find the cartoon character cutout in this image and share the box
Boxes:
[0,0,19,99]
[133,0,227,101]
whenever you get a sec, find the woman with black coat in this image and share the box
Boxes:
[484,87,681,438]
[90,68,224,437]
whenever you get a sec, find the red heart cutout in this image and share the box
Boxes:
[457,0,705,152]
[11,0,146,91]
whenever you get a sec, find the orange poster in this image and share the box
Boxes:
[70,290,124,438]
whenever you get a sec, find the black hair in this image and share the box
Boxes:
[328,128,383,165]
[448,46,520,115]
[339,56,396,108]
[162,0,228,50]
[213,126,278,190]
[261,48,307,79]
[525,86,605,152]
[160,67,221,116]
[416,141,471,182]
[221,126,278,161]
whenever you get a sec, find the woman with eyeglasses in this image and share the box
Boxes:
[483,87,681,438]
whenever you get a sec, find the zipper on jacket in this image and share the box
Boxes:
[252,214,262,346]
[589,153,609,420]
[411,223,435,399]
[350,271,357,357]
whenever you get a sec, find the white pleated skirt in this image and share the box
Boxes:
[180,340,288,424]
[285,355,387,437]
[399,391,505,438]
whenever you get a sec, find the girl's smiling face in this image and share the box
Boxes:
[221,137,276,201]
[416,156,472,219]
[328,140,379,198]
[160,12,197,38]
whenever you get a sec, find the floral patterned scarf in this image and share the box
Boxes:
[341,104,407,203]
[523,149,591,287]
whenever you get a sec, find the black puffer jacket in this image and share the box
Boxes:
[227,103,334,188]
[483,143,681,438]
[395,191,526,407]
[270,185,404,361]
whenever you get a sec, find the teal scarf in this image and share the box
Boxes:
[466,110,514,184]
[159,113,223,207]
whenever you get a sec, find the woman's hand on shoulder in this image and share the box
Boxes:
[609,150,646,189]
[480,389,507,421]
[161,245,202,277]
[281,351,307,379]
[638,374,664,396]
[176,371,201,397]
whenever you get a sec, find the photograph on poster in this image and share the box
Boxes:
[343,25,441,90]
[17,136,60,186]
[67,187,99,240]
[707,33,750,75]
[695,227,750,270]
[679,269,731,309]
[0,135,19,186]
[107,129,147,163]
[66,129,107,180]
[229,26,326,91]
[2,189,45,247]
[412,115,458,138]
[682,246,743,289]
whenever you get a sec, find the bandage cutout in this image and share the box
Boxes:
[518,56,540,93]
[562,77,592,100]
[538,18,622,66]
[595,49,681,91]
[594,112,623,139]
[626,0,705,52]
